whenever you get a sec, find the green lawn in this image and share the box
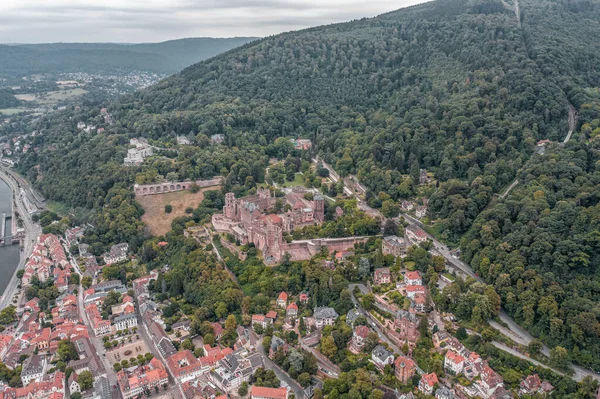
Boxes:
[0,108,27,115]
[282,172,305,188]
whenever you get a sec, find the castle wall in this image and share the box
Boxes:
[134,177,223,196]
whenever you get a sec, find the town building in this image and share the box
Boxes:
[114,314,138,331]
[435,387,454,399]
[373,268,391,285]
[277,292,288,308]
[393,310,420,344]
[394,356,416,384]
[415,205,428,219]
[444,350,465,375]
[406,225,427,243]
[21,354,46,386]
[124,138,153,166]
[313,307,338,328]
[251,314,273,330]
[117,358,169,399]
[103,243,128,265]
[371,345,394,370]
[349,325,370,353]
[405,271,422,286]
[251,385,289,399]
[419,373,438,395]
[382,235,407,258]
[167,350,204,383]
[519,374,554,396]
[346,309,360,326]
[286,303,298,318]
[290,138,312,151]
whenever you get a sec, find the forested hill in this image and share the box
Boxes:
[11,0,600,371]
[0,37,257,77]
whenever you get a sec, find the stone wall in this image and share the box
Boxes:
[134,177,223,196]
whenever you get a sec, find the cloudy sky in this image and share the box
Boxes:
[0,0,427,43]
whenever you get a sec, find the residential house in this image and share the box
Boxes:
[371,345,394,370]
[405,271,422,286]
[419,373,438,395]
[103,243,128,265]
[478,364,504,398]
[413,294,427,313]
[251,315,273,330]
[401,201,414,211]
[251,386,288,399]
[346,309,360,326]
[373,268,391,285]
[406,225,427,243]
[277,292,288,308]
[444,350,465,375]
[435,387,454,399]
[286,303,298,318]
[415,206,428,219]
[519,374,554,396]
[299,292,309,305]
[313,307,338,328]
[433,331,450,348]
[382,236,407,258]
[394,356,416,384]
[349,326,370,353]
[406,285,426,300]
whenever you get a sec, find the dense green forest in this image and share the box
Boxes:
[0,37,257,77]
[7,0,600,372]
[0,89,20,108]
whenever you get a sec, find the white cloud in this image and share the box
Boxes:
[0,0,428,43]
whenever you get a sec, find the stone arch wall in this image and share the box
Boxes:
[134,176,224,196]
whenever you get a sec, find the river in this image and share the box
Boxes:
[0,179,20,295]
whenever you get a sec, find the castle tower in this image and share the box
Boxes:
[224,192,236,219]
[314,195,325,222]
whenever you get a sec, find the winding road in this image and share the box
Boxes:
[313,156,600,382]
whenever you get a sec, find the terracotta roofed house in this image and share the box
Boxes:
[250,386,288,399]
[419,372,438,395]
[167,350,203,383]
[277,292,288,308]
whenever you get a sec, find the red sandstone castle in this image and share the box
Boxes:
[212,188,326,263]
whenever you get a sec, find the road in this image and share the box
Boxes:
[0,168,42,310]
[77,284,123,398]
[348,284,404,356]
[135,300,183,398]
[561,103,578,145]
[253,334,306,398]
[315,158,600,381]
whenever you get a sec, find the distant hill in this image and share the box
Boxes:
[0,37,258,77]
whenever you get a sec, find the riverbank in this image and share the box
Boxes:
[0,168,42,310]
[0,179,20,296]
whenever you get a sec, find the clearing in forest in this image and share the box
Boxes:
[136,186,219,236]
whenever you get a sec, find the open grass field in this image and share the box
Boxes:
[14,94,36,101]
[14,88,88,105]
[136,186,219,236]
[0,108,27,115]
